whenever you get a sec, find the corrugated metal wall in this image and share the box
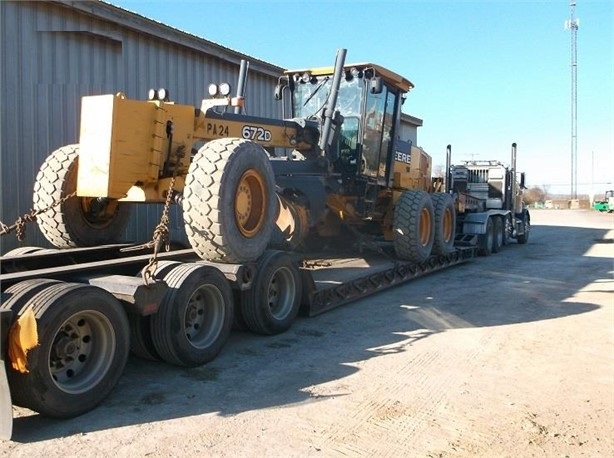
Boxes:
[0,0,283,254]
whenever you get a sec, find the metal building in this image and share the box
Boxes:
[0,0,423,255]
[0,0,284,253]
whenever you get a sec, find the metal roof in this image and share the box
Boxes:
[66,1,285,77]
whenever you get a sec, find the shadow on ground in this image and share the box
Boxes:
[9,223,612,443]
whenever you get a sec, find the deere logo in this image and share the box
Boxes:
[395,151,411,164]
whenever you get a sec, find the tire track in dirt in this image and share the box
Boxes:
[304,325,500,456]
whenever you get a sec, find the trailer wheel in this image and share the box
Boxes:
[232,290,248,331]
[33,144,130,248]
[431,193,456,255]
[492,217,503,253]
[150,263,233,367]
[128,261,183,361]
[0,279,62,314]
[517,210,530,244]
[8,282,130,418]
[393,191,434,263]
[240,251,301,335]
[183,138,277,263]
[478,217,494,256]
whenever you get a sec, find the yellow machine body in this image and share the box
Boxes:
[77,94,194,201]
[76,93,317,202]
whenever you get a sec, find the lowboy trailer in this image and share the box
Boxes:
[0,241,476,440]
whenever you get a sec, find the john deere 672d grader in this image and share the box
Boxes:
[33,48,453,265]
[1,49,531,433]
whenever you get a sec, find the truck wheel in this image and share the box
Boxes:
[478,217,494,256]
[128,261,182,361]
[517,211,530,244]
[431,193,456,255]
[183,138,277,263]
[502,215,512,245]
[492,217,503,253]
[8,282,130,418]
[33,144,130,248]
[150,263,233,367]
[240,250,302,335]
[393,191,434,263]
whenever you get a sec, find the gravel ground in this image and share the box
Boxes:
[2,209,613,457]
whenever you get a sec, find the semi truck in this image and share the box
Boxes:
[0,49,529,440]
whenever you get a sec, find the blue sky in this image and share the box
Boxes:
[111,0,613,197]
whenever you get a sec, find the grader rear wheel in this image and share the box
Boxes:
[393,191,435,263]
[431,192,456,255]
[33,145,130,248]
[183,138,277,263]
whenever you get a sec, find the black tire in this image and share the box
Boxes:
[33,144,130,248]
[150,263,234,367]
[128,314,159,361]
[478,217,494,256]
[8,282,130,418]
[502,215,512,245]
[0,279,62,314]
[431,193,456,256]
[517,210,530,244]
[240,250,302,335]
[232,289,248,331]
[183,138,277,263]
[492,217,503,253]
[129,261,182,361]
[393,191,434,263]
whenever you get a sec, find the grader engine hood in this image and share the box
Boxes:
[77,94,194,199]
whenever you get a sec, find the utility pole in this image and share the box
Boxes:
[565,1,579,199]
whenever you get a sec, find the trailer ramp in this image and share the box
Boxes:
[301,247,475,316]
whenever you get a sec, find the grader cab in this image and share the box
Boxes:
[33,49,452,265]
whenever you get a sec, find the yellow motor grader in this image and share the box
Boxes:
[33,49,454,264]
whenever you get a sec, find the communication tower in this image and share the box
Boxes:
[565,1,579,199]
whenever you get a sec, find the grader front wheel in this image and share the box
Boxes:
[183,138,277,263]
[33,145,130,248]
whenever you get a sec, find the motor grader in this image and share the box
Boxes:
[33,48,454,265]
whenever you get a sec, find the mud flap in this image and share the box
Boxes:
[0,309,12,441]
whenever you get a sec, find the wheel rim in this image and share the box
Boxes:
[234,169,267,238]
[419,207,432,246]
[48,310,116,394]
[184,284,225,349]
[442,207,453,243]
[267,267,296,320]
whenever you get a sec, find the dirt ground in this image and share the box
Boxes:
[2,209,613,457]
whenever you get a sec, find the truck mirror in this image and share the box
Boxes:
[370,77,383,94]
[520,172,526,189]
